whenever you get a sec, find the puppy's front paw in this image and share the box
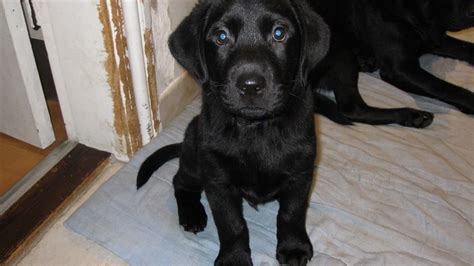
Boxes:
[277,241,313,266]
[214,250,252,266]
[400,109,434,128]
[177,201,207,234]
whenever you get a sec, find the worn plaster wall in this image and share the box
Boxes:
[150,0,197,94]
[35,1,126,159]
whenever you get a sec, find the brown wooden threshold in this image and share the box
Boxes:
[0,144,111,264]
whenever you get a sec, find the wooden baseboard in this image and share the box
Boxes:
[0,144,111,264]
[159,72,200,129]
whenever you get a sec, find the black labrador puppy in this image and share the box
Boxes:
[137,0,329,265]
[309,0,474,127]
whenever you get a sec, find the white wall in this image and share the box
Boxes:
[150,0,197,94]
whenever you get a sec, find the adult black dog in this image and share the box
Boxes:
[310,0,474,127]
[137,0,329,265]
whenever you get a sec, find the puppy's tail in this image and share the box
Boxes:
[314,94,353,125]
[137,143,182,189]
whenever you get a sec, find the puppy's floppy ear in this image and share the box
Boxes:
[291,0,330,81]
[169,2,211,84]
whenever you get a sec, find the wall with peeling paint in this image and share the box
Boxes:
[150,0,197,94]
[25,0,199,160]
[35,1,127,160]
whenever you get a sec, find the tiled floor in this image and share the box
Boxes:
[18,160,126,265]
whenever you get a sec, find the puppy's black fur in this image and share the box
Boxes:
[310,0,474,127]
[137,0,329,265]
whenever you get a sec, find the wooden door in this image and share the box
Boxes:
[0,1,54,149]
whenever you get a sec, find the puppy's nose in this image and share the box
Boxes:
[237,74,266,96]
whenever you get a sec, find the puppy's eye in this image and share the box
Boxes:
[215,30,228,46]
[273,26,287,42]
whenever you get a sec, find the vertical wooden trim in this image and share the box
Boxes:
[98,0,142,157]
[140,0,161,135]
[144,28,160,134]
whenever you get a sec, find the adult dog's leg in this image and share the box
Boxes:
[173,169,207,234]
[206,181,252,266]
[315,48,434,128]
[431,36,474,65]
[276,173,313,266]
[380,58,474,114]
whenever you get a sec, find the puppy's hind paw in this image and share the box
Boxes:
[178,202,207,234]
[400,109,434,128]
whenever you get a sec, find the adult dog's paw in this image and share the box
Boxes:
[400,109,434,128]
[214,250,252,266]
[177,201,207,234]
[277,241,313,266]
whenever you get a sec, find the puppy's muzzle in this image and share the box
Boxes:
[237,73,266,97]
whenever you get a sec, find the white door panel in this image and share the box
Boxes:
[0,1,54,148]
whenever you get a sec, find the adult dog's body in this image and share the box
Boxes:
[137,0,329,265]
[310,0,474,127]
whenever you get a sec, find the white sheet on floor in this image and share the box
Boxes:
[65,55,474,265]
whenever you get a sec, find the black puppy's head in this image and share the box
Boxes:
[433,0,474,31]
[169,0,329,120]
